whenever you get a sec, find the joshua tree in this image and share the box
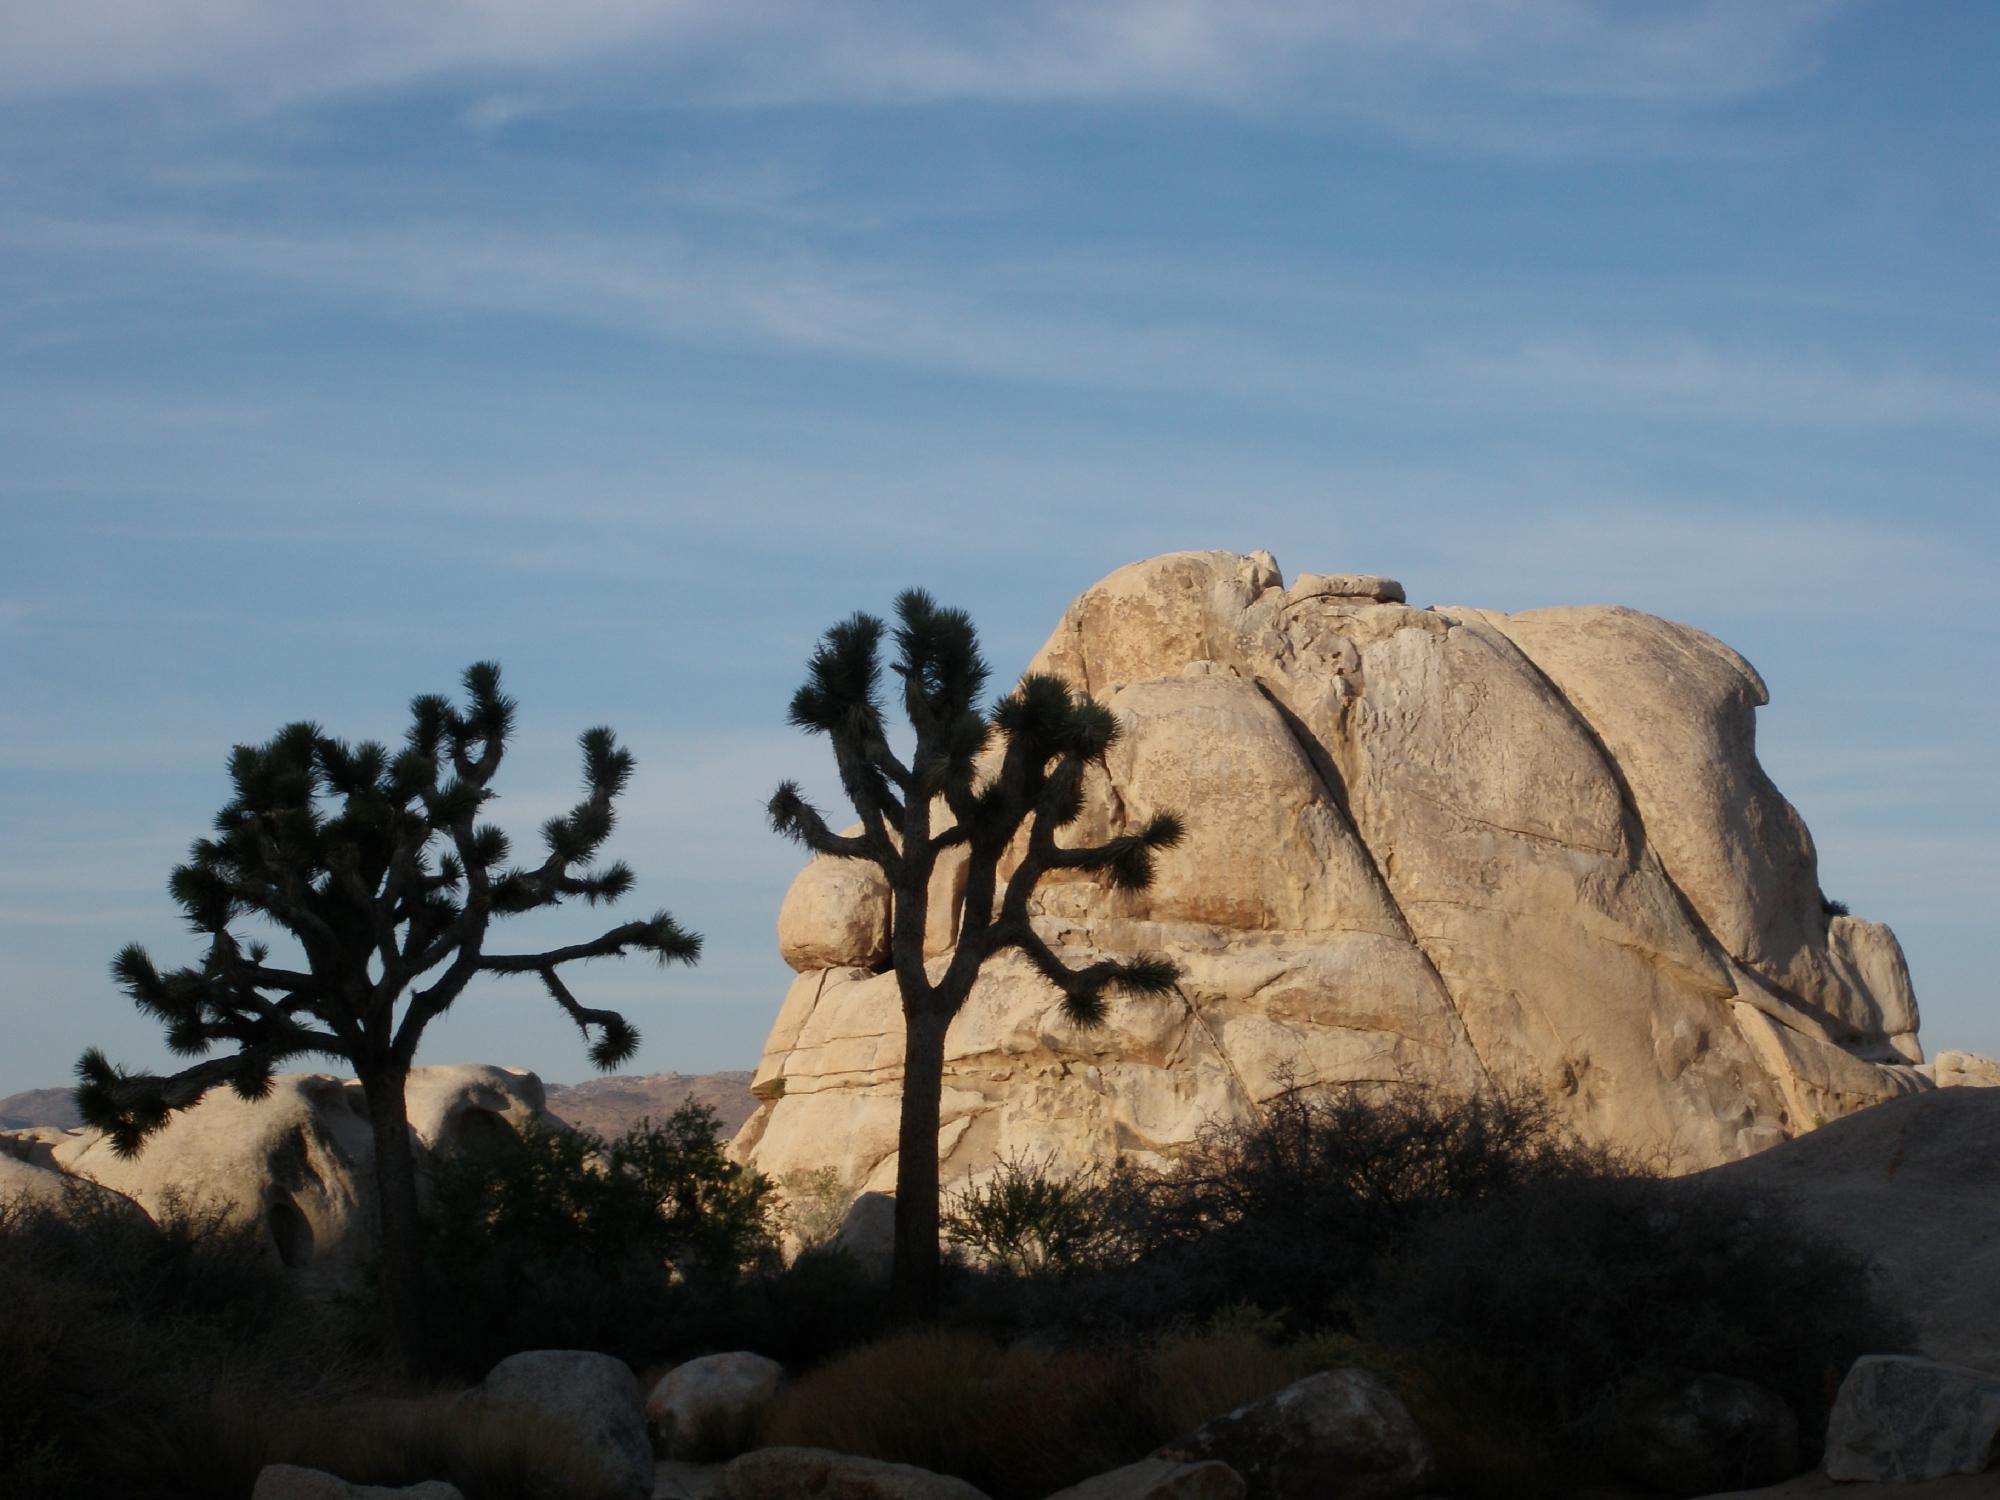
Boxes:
[770,591,1185,1316]
[76,663,700,1366]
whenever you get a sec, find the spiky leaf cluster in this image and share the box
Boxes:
[79,663,699,1155]
[770,590,1185,1027]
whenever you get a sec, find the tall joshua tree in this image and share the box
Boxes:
[76,663,700,1366]
[770,591,1185,1317]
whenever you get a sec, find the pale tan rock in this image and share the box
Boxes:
[1934,1052,2000,1088]
[466,1350,652,1500]
[57,1064,553,1288]
[646,1352,785,1460]
[1287,573,1405,604]
[744,551,1933,1189]
[778,849,891,973]
[0,1148,150,1223]
[1487,605,1920,1051]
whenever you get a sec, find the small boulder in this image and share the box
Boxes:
[1602,1368,1799,1496]
[1043,1455,1245,1500]
[646,1352,786,1459]
[778,854,891,972]
[465,1349,652,1500]
[1155,1369,1433,1500]
[251,1466,462,1499]
[833,1189,897,1272]
[721,1446,991,1500]
[1935,1051,2000,1088]
[1286,572,1405,604]
[1824,1354,2000,1481]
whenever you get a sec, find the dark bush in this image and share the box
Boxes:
[0,1182,367,1500]
[425,1102,788,1371]
[1042,1082,1620,1336]
[942,1152,1120,1275]
[1366,1171,1909,1471]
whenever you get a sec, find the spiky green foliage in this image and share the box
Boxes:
[77,663,701,1154]
[769,603,1184,1026]
[772,591,1186,1314]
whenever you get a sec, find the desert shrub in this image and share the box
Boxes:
[156,1385,611,1500]
[778,1166,853,1252]
[758,1323,1296,1500]
[1366,1171,1909,1473]
[425,1103,780,1371]
[1042,1082,1619,1335]
[0,1182,368,1500]
[942,1152,1118,1275]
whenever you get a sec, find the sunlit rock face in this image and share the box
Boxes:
[17,1063,550,1289]
[737,549,1934,1192]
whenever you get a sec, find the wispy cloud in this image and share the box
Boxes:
[8,211,1994,433]
[1447,340,2000,427]
[0,1,1848,146]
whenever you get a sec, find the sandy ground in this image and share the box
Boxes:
[670,1460,2000,1500]
[1693,1475,2000,1499]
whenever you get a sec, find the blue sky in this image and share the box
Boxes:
[2,1,1993,1096]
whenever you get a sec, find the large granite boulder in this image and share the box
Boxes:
[1154,1369,1433,1500]
[31,1063,551,1289]
[1823,1355,2000,1482]
[0,1138,151,1224]
[736,551,1933,1189]
[463,1349,652,1500]
[646,1351,786,1459]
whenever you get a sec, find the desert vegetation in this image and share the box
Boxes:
[71,663,703,1368]
[0,1081,1905,1499]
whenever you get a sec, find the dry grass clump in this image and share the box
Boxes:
[151,1384,606,1500]
[757,1325,1296,1500]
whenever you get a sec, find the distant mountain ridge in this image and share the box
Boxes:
[542,1070,758,1141]
[0,1087,80,1131]
[0,1072,757,1141]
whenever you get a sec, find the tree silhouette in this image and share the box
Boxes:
[770,591,1184,1316]
[75,662,699,1366]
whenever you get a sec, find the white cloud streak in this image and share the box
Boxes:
[6,211,1992,431]
[0,0,1848,132]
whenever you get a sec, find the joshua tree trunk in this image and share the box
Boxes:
[362,1062,427,1371]
[892,1008,950,1321]
[771,592,1185,1326]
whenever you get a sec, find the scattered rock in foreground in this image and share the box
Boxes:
[1604,1368,1799,1496]
[647,1351,785,1460]
[721,1446,993,1500]
[251,1466,462,1499]
[463,1349,653,1500]
[1155,1369,1433,1500]
[1823,1355,2000,1482]
[1043,1455,1246,1500]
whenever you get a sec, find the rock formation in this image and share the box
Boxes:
[3,1063,550,1288]
[737,550,1946,1191]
